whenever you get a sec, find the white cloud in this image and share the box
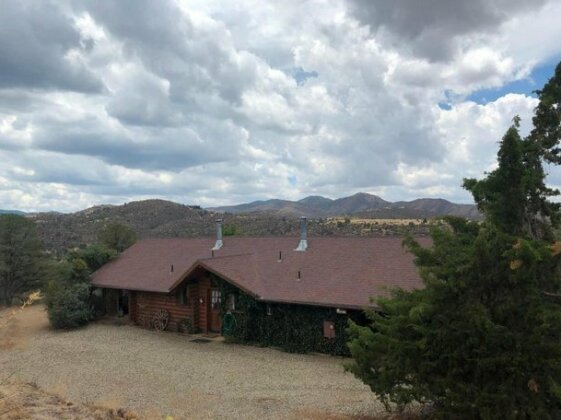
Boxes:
[0,0,559,212]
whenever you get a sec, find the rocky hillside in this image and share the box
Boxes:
[28,199,439,255]
[29,200,308,254]
[210,193,480,219]
[23,194,481,255]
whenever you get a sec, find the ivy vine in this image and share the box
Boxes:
[219,281,362,356]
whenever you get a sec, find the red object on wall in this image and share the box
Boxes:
[323,321,335,339]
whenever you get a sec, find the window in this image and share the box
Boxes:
[178,285,193,306]
[227,294,236,311]
[211,289,221,310]
[178,288,185,305]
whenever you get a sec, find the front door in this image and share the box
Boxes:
[208,288,222,332]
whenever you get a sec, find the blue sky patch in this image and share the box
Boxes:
[466,58,560,105]
[438,89,462,110]
[290,67,319,85]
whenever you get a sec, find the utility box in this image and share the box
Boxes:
[323,321,336,339]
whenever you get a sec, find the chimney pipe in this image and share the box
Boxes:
[294,216,308,251]
[212,218,223,250]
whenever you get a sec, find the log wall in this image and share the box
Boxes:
[130,290,195,332]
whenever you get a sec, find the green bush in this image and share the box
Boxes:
[44,258,93,329]
[98,222,137,252]
[44,242,118,329]
[177,317,196,334]
[46,282,92,329]
[222,224,240,236]
[67,244,117,272]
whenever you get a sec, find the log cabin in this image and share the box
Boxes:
[91,218,428,354]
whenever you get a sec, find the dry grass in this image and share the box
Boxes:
[327,218,431,226]
[0,294,142,419]
[0,382,139,419]
[0,292,42,329]
[0,293,48,351]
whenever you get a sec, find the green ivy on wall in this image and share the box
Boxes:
[219,281,360,356]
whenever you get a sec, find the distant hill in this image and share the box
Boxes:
[210,193,480,219]
[0,209,27,215]
[328,193,390,215]
[31,200,308,255]
[26,195,479,255]
[391,198,479,219]
[298,195,334,209]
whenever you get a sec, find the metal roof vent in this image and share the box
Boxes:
[294,216,308,251]
[212,218,223,250]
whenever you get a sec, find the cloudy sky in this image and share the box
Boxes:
[1,0,561,212]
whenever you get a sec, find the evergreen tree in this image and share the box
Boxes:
[67,244,117,272]
[97,222,137,253]
[0,215,44,305]
[347,62,561,418]
[44,241,117,328]
[530,62,561,164]
[463,124,526,235]
[44,257,93,329]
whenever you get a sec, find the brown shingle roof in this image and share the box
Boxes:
[91,236,430,309]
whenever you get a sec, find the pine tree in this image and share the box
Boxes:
[97,222,137,253]
[347,62,561,418]
[463,123,526,235]
[0,215,44,305]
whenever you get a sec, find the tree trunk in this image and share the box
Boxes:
[0,287,7,306]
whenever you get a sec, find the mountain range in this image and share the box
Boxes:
[2,194,480,254]
[0,209,27,215]
[210,193,480,219]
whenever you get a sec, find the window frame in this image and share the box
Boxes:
[211,288,221,310]
[178,284,193,306]
[226,294,236,311]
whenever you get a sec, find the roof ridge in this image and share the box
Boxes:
[133,235,426,243]
[198,252,254,261]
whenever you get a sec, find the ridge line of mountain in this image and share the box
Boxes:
[1,193,480,219]
[209,192,480,219]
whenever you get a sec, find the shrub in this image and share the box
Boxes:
[67,244,117,272]
[44,258,93,329]
[46,282,92,329]
[177,317,196,334]
[44,241,119,329]
[222,224,240,236]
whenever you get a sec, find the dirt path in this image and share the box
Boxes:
[0,305,384,419]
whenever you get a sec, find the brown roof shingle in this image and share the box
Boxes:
[91,236,430,309]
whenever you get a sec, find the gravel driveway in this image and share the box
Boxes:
[0,305,383,419]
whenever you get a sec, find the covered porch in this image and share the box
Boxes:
[129,266,224,334]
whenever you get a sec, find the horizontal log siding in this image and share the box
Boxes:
[131,291,194,332]
[129,291,137,321]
